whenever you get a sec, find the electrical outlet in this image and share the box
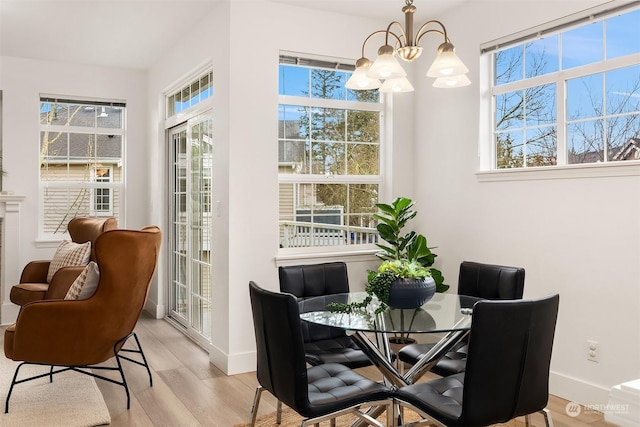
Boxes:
[587,340,599,362]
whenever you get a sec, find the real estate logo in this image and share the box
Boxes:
[565,402,581,417]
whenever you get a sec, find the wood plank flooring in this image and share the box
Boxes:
[2,315,617,426]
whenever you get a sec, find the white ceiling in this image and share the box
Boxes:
[0,0,466,70]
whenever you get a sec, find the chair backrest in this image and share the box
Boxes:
[279,262,350,342]
[461,294,559,425]
[458,261,525,300]
[249,281,311,414]
[68,216,118,261]
[89,226,161,360]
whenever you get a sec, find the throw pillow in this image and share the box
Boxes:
[64,261,100,300]
[47,240,91,283]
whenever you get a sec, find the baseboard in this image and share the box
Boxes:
[1,302,19,325]
[549,370,611,406]
[142,299,164,320]
[209,344,256,376]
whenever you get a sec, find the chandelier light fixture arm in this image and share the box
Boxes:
[345,0,471,93]
[415,20,447,45]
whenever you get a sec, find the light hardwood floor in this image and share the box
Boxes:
[4,315,618,426]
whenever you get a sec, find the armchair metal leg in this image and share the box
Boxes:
[276,399,282,424]
[5,362,26,413]
[5,332,152,414]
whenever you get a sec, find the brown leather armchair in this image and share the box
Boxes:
[4,226,161,412]
[10,216,117,306]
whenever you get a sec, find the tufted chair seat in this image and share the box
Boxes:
[248,281,392,427]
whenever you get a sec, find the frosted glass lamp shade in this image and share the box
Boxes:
[346,66,381,90]
[379,77,414,93]
[432,74,471,88]
[426,43,469,78]
[367,46,407,79]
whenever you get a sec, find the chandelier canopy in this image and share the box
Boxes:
[346,0,470,93]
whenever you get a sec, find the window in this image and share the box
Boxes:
[91,166,113,216]
[39,96,124,236]
[278,54,385,249]
[484,5,640,170]
[166,71,213,119]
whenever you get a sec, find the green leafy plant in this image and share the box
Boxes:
[374,197,448,293]
[328,197,447,315]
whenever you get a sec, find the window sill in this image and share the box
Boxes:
[476,162,640,182]
[275,246,378,267]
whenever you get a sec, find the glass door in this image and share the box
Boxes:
[168,114,213,345]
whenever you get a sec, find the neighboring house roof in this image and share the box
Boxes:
[41,105,123,161]
[569,138,640,164]
[612,137,640,161]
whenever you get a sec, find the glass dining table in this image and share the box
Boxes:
[299,291,481,389]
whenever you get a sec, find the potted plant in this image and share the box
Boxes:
[328,196,448,315]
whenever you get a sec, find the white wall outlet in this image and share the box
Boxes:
[587,340,599,362]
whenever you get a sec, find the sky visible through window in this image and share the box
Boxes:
[494,7,640,168]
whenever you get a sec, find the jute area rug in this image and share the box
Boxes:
[234,406,526,427]
[0,355,111,427]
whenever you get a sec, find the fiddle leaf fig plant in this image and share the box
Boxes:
[327,196,448,315]
[374,197,448,293]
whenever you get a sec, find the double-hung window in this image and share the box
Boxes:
[483,4,640,170]
[39,96,124,237]
[278,54,385,249]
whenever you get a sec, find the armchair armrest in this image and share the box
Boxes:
[6,299,113,365]
[45,266,85,300]
[19,261,51,283]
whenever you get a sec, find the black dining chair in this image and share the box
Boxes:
[398,261,525,376]
[395,294,560,427]
[248,281,393,427]
[279,262,373,368]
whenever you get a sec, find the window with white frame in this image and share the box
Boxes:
[483,5,640,170]
[278,54,385,249]
[39,96,124,236]
[166,71,213,119]
[91,166,113,216]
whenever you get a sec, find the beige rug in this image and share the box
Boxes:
[0,356,111,426]
[235,406,525,426]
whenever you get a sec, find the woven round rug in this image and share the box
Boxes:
[0,356,111,427]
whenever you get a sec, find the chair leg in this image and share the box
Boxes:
[524,409,554,427]
[540,408,554,427]
[248,387,264,427]
[276,399,282,424]
[117,332,153,387]
[5,362,26,413]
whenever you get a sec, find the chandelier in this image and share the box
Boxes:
[346,0,470,93]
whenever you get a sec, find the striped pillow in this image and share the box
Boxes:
[65,261,100,300]
[47,240,91,283]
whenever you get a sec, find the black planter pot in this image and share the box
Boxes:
[387,277,437,309]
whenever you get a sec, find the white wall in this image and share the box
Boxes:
[0,56,148,321]
[146,1,414,374]
[411,0,640,405]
